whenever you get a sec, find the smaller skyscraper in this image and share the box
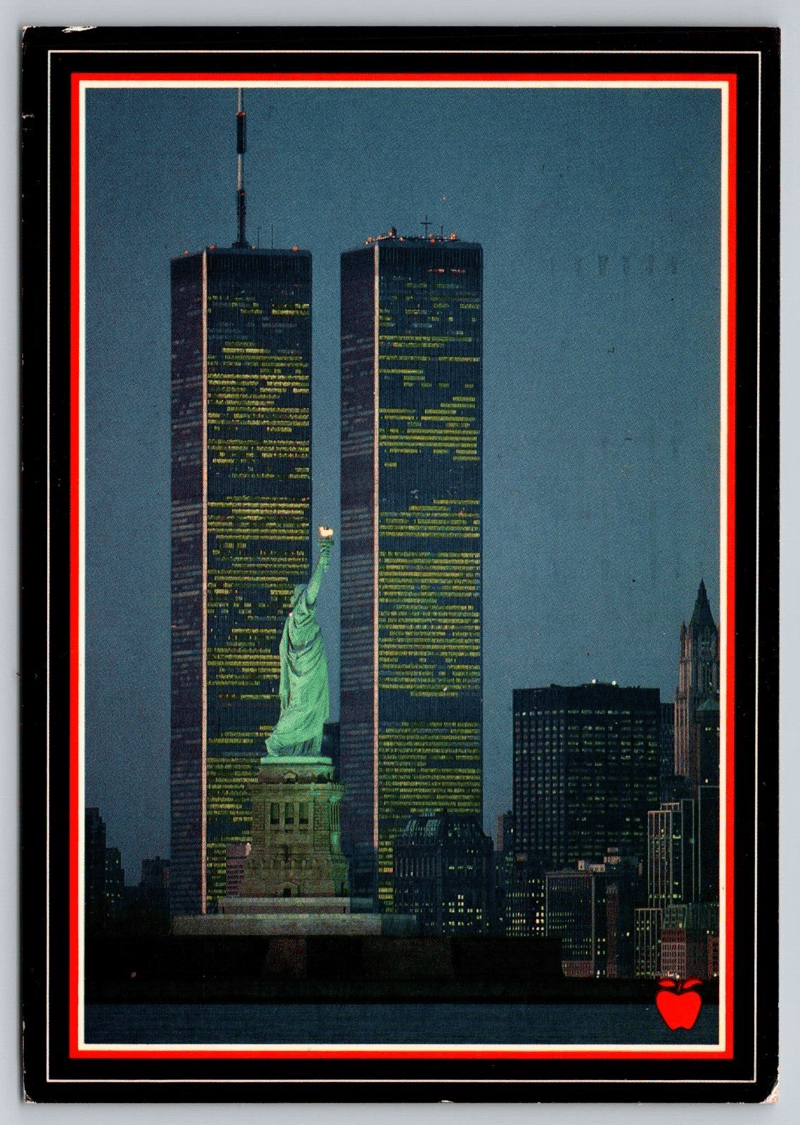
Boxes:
[84,808,126,932]
[513,682,660,871]
[660,903,719,980]
[104,847,125,917]
[647,799,697,911]
[546,852,642,978]
[695,783,720,904]
[658,700,676,796]
[85,808,107,914]
[170,94,313,914]
[493,811,546,937]
[339,228,483,910]
[674,581,719,792]
[392,811,493,934]
[140,855,171,911]
[634,907,663,978]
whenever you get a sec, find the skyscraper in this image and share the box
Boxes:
[513,682,661,870]
[170,96,312,914]
[339,228,483,908]
[674,580,720,791]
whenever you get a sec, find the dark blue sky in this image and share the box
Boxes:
[84,84,721,878]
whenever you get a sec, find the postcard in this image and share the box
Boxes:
[20,25,779,1101]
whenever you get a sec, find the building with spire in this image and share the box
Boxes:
[170,93,312,914]
[674,580,720,794]
[339,227,483,909]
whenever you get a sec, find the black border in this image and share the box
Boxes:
[20,25,779,1102]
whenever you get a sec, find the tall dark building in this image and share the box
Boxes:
[170,96,312,914]
[674,580,719,791]
[513,683,660,870]
[392,811,493,934]
[339,228,483,908]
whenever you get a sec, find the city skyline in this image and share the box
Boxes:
[83,85,721,876]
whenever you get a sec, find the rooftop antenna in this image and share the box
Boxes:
[421,215,432,237]
[233,88,248,248]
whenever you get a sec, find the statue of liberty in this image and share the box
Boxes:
[264,526,334,759]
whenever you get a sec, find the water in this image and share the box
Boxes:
[85,1002,718,1046]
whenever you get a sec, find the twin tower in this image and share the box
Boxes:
[170,229,483,916]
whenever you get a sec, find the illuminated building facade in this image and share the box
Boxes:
[513,683,660,870]
[171,246,312,914]
[392,811,493,934]
[545,854,642,978]
[340,230,483,907]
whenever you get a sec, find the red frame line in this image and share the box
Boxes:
[67,69,738,1063]
[723,72,737,1062]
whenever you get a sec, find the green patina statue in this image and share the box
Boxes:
[264,526,334,759]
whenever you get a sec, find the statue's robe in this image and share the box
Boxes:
[266,540,331,756]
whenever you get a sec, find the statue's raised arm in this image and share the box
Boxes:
[264,527,335,760]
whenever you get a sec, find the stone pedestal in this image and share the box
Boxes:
[237,755,349,899]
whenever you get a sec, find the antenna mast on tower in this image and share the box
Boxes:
[233,88,248,248]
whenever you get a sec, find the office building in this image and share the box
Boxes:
[104,847,125,917]
[545,853,642,978]
[648,799,697,911]
[513,682,660,871]
[85,807,107,914]
[634,906,663,978]
[339,228,483,907]
[171,96,312,913]
[660,902,719,979]
[695,783,720,903]
[140,855,171,911]
[658,700,676,797]
[84,807,126,930]
[493,810,546,937]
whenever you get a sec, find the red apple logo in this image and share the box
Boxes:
[655,978,703,1030]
